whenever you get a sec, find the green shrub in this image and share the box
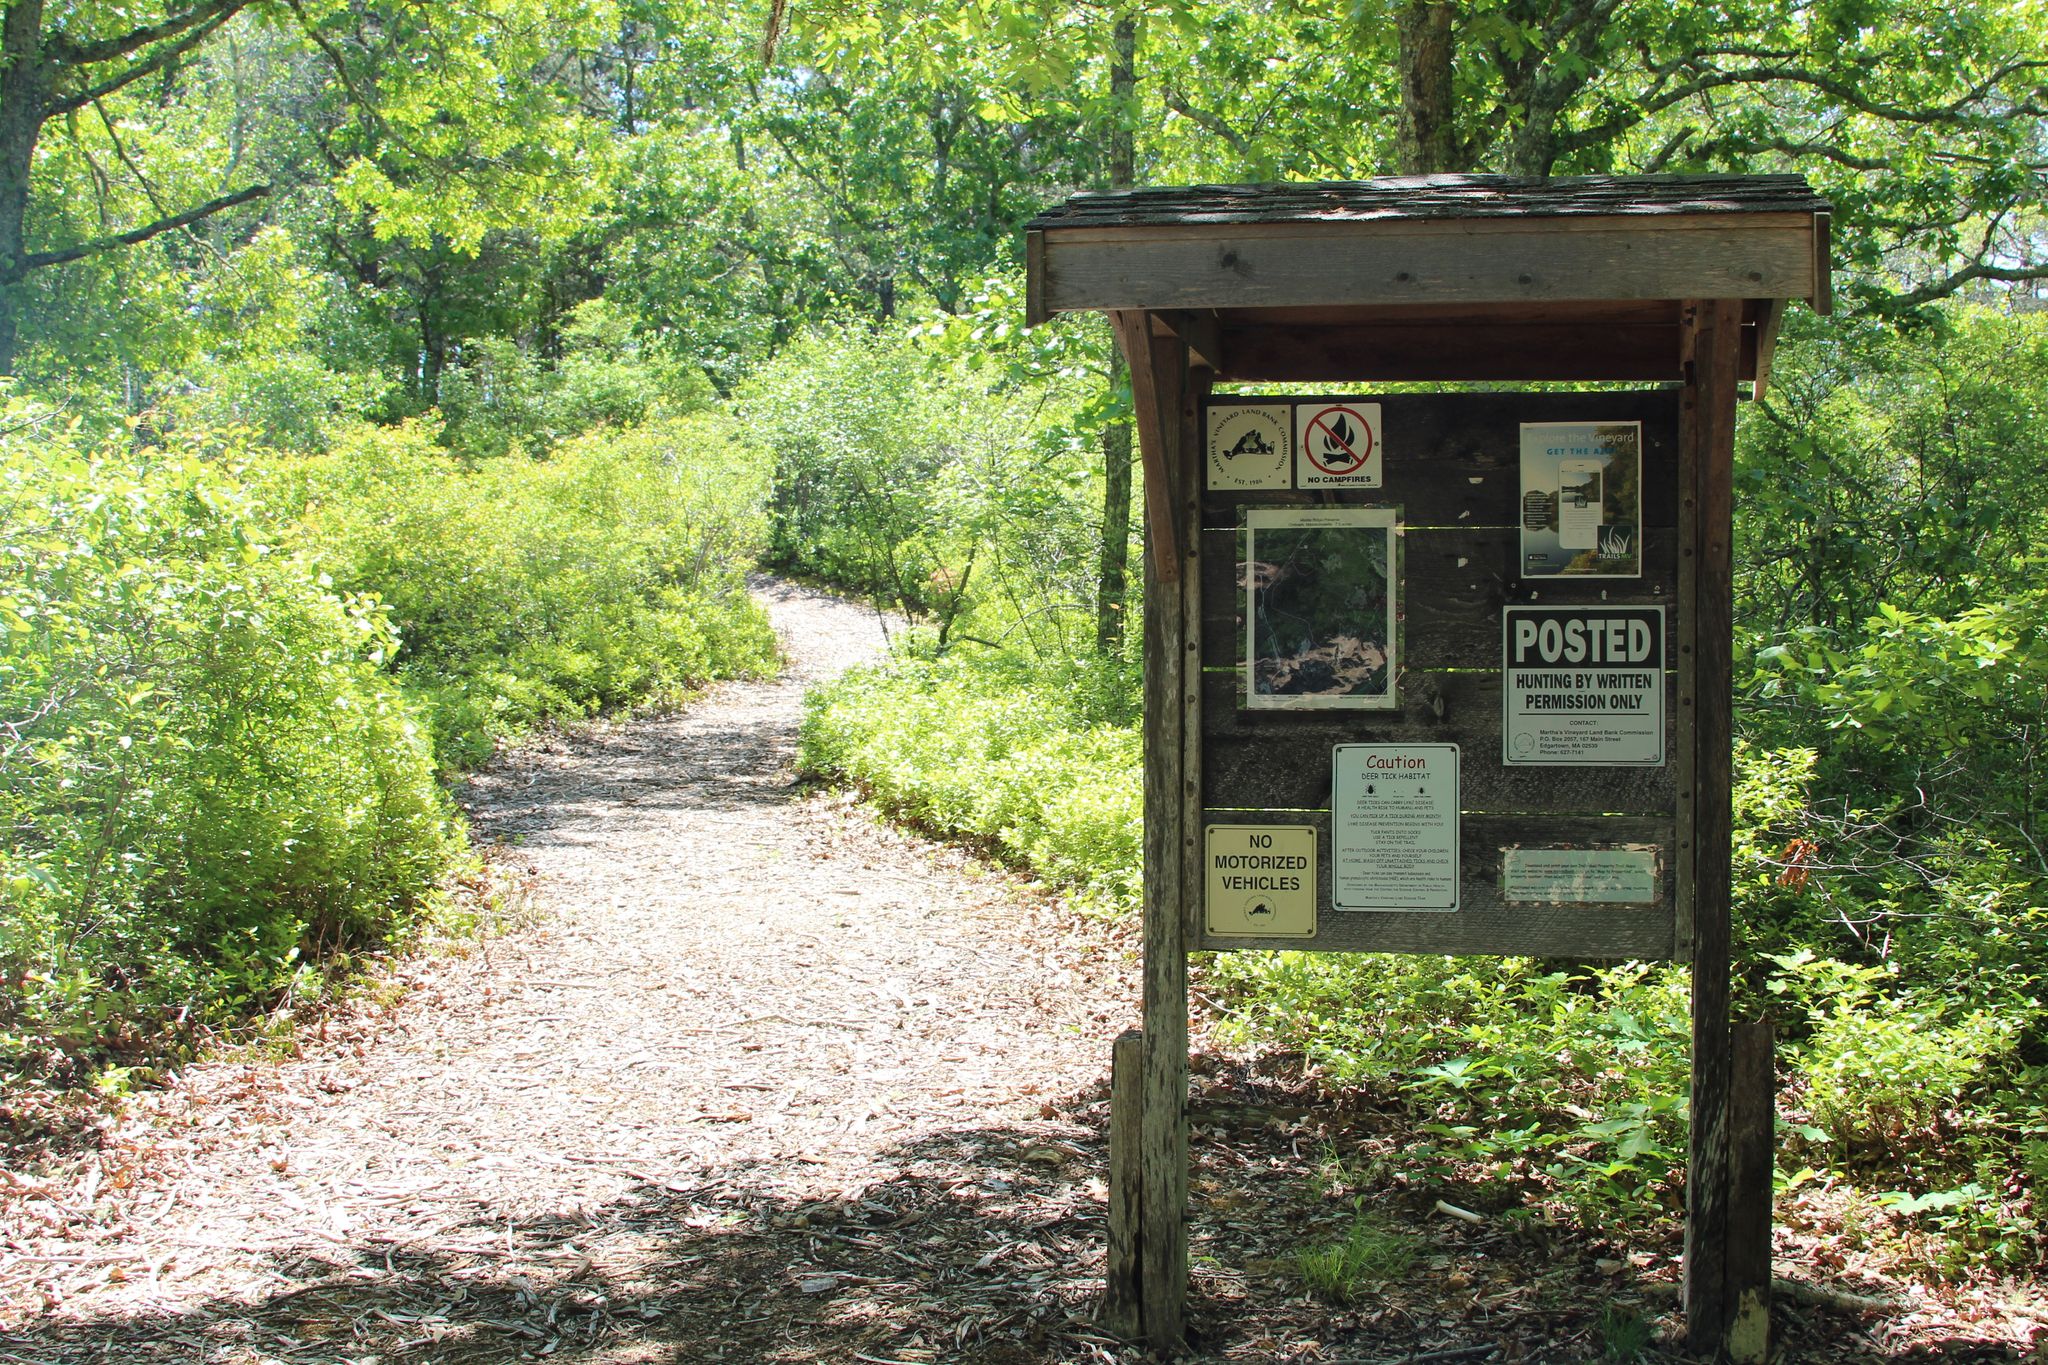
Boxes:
[438,299,718,461]
[743,328,962,603]
[1207,952,1695,1220]
[159,350,385,455]
[801,648,1141,914]
[268,413,778,765]
[1802,999,2015,1159]
[740,323,1103,651]
[0,414,455,1066]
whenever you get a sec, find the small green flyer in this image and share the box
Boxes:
[1518,421,1643,578]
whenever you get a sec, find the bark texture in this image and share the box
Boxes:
[1096,12,1139,653]
[1395,1,1459,173]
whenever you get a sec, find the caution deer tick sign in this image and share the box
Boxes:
[1295,402,1383,488]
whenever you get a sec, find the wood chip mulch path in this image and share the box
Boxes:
[2,577,2040,1364]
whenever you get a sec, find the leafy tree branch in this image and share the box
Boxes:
[22,181,269,270]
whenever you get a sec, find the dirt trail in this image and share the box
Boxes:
[4,577,1145,1364]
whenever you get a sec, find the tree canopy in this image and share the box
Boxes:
[2,0,2040,399]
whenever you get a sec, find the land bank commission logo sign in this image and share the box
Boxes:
[1204,403,1291,490]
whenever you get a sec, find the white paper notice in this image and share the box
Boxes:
[1331,744,1459,911]
[1502,847,1659,905]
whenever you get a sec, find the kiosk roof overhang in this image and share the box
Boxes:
[1025,174,1831,388]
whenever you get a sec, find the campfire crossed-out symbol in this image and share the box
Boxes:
[1306,407,1372,474]
[1320,413,1360,466]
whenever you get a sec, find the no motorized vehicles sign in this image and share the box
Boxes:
[1205,824,1316,937]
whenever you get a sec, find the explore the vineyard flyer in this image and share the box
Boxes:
[1518,421,1643,578]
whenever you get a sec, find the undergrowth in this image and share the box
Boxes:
[800,637,2047,1277]
[1,417,452,1083]
[800,643,1141,916]
[2,402,776,1091]
[264,414,778,768]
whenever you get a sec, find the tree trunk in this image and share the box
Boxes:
[1506,95,1563,176]
[418,307,446,408]
[1096,11,1137,654]
[619,18,639,135]
[1394,1,1456,174]
[0,0,50,377]
[1501,9,1615,177]
[1097,337,1133,651]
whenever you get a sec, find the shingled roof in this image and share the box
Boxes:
[1025,174,1830,231]
[1023,174,1831,388]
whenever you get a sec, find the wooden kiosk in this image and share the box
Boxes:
[1023,176,1832,1359]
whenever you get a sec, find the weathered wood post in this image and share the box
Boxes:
[1727,1018,1778,1361]
[1680,294,1755,1358]
[1027,178,1831,1358]
[1101,1027,1143,1336]
[1105,311,1199,1348]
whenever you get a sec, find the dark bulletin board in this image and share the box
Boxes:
[1198,389,1684,959]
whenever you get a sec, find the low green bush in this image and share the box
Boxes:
[268,414,779,766]
[1206,952,1696,1219]
[801,648,1141,915]
[437,299,719,461]
[1802,995,2015,1159]
[1,415,455,1070]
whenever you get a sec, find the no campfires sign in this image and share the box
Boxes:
[1295,401,1382,488]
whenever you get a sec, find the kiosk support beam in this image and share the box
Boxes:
[1681,298,1771,1361]
[1100,310,1194,1350]
[1112,311,1185,583]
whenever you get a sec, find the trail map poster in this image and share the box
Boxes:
[1244,507,1397,711]
[1518,421,1643,578]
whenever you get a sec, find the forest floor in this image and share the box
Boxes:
[2,578,2041,1365]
